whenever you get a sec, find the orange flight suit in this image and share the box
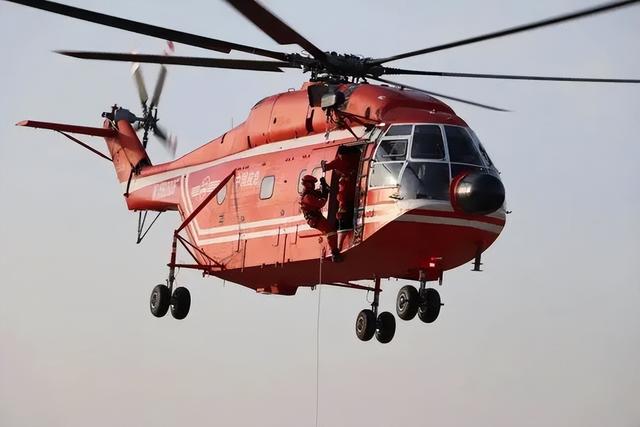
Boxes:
[299,182,339,255]
[324,151,360,225]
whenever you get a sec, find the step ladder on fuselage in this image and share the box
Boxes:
[352,140,377,245]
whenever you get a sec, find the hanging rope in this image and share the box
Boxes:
[315,248,323,427]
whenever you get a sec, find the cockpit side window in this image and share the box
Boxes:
[369,163,404,188]
[411,125,445,160]
[375,139,407,162]
[445,126,483,165]
[370,136,407,188]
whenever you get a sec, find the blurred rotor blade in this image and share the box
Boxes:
[153,123,167,140]
[371,0,640,65]
[225,0,327,62]
[57,51,297,72]
[5,0,289,61]
[150,65,167,109]
[381,67,640,83]
[131,63,149,107]
[153,124,177,157]
[370,76,510,112]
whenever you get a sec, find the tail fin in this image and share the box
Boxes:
[17,118,150,184]
[103,119,150,183]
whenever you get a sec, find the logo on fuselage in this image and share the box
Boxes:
[235,170,260,188]
[191,175,220,201]
[152,178,179,200]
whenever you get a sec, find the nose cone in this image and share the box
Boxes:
[451,172,505,215]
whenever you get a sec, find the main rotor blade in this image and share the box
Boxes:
[131,63,149,107]
[224,0,327,62]
[371,0,640,65]
[57,51,296,72]
[382,67,640,83]
[370,76,510,112]
[150,65,167,109]
[4,0,289,61]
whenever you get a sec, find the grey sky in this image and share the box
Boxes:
[1,1,639,426]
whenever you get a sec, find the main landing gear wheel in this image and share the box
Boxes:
[171,287,191,320]
[355,278,397,343]
[150,284,171,317]
[396,285,419,321]
[375,311,396,344]
[355,309,376,341]
[418,288,442,323]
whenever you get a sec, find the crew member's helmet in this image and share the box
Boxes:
[301,174,317,184]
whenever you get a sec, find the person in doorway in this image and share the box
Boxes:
[321,147,360,230]
[299,174,342,262]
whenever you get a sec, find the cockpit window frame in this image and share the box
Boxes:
[374,139,409,162]
[409,124,448,162]
[369,124,415,189]
[369,123,496,190]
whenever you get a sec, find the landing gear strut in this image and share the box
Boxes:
[148,233,191,320]
[147,170,236,321]
[355,277,396,343]
[395,270,443,324]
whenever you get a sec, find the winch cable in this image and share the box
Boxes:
[315,249,323,427]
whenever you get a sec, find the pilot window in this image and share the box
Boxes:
[375,139,408,162]
[400,162,450,200]
[411,125,445,160]
[445,126,483,165]
[259,175,275,200]
[369,163,404,187]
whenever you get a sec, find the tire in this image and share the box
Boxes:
[396,285,419,321]
[375,311,396,344]
[150,284,170,318]
[355,309,376,341]
[171,287,191,320]
[418,288,441,324]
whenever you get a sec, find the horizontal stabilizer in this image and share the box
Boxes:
[16,120,117,138]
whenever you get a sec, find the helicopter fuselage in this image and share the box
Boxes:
[119,83,506,294]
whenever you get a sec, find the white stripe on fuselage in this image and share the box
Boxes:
[124,126,368,193]
[190,207,505,246]
[176,199,505,239]
[396,214,504,234]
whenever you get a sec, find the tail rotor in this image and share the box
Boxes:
[129,56,177,157]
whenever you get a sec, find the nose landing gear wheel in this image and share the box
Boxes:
[150,284,170,317]
[418,288,441,323]
[355,309,376,341]
[396,285,419,320]
[171,286,191,320]
[375,311,396,344]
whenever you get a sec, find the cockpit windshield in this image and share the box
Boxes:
[445,126,483,165]
[369,123,498,201]
[411,125,445,160]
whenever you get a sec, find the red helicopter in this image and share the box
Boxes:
[7,0,640,344]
